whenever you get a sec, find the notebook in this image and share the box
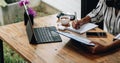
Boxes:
[57,23,98,34]
[26,21,62,44]
[67,23,98,34]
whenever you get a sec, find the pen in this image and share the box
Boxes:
[74,12,77,21]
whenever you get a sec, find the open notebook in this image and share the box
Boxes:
[58,23,98,34]
[67,23,98,34]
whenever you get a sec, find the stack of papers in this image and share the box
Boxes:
[55,31,95,46]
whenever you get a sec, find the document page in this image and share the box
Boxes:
[67,23,98,34]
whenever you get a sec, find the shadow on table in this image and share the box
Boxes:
[63,39,120,60]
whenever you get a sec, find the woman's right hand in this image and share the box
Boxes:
[72,16,91,29]
[72,20,84,29]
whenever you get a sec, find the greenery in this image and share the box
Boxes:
[34,4,52,17]
[14,15,23,23]
[4,43,27,63]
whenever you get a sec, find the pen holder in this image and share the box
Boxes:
[24,12,34,25]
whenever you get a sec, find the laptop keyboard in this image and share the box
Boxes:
[34,26,62,43]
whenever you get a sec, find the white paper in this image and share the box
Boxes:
[114,33,120,39]
[67,23,98,34]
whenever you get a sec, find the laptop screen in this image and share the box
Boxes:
[26,21,34,42]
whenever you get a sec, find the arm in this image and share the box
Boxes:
[72,16,91,29]
[89,40,120,54]
[108,40,120,49]
[72,0,104,29]
[87,0,104,23]
[81,0,105,24]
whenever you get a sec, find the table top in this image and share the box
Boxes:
[0,14,120,63]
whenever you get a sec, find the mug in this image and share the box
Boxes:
[60,16,70,26]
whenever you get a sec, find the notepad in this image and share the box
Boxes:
[66,23,98,34]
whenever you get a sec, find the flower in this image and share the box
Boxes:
[18,0,29,7]
[27,7,36,17]
[18,0,36,17]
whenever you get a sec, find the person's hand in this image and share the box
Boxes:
[90,41,107,53]
[72,16,91,29]
[90,40,120,54]
[72,20,84,29]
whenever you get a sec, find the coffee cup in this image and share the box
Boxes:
[60,16,70,26]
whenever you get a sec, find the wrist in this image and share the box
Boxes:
[82,16,91,23]
[104,40,120,50]
[78,16,91,25]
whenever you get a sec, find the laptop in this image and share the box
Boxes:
[26,20,62,44]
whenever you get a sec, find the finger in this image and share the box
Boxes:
[90,41,103,46]
[72,21,77,25]
[72,22,75,28]
[72,22,77,28]
[90,42,100,45]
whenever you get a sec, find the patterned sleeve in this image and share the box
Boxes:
[87,0,104,23]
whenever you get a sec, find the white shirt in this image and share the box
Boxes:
[87,0,120,35]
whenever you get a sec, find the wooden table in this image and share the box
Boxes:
[0,14,120,63]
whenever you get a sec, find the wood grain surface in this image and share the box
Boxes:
[0,14,120,63]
